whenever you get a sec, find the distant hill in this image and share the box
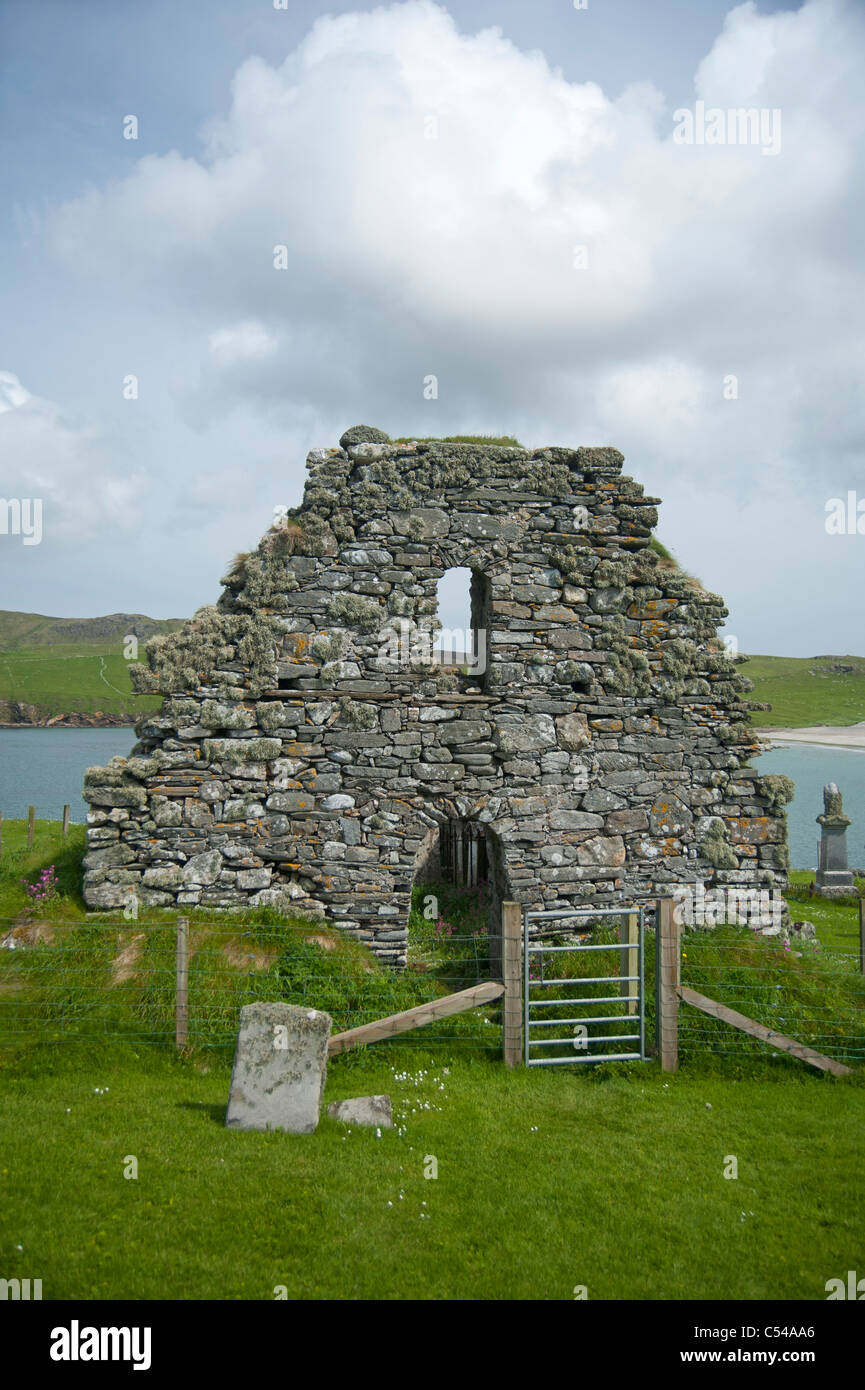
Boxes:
[743,654,865,729]
[0,609,186,725]
[0,610,185,649]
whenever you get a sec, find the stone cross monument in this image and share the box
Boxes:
[815,782,854,897]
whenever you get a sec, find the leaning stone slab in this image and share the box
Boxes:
[327,1095,393,1129]
[225,1002,331,1134]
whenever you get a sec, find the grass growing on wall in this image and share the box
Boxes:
[391,434,524,447]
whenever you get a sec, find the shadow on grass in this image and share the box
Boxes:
[176,1099,227,1126]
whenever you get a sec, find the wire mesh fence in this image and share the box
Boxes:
[675,924,865,1068]
[0,910,504,1058]
[1,893,863,1071]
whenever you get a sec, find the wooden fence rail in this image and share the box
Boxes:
[328,981,505,1056]
[324,899,523,1064]
[678,985,851,1077]
[656,896,853,1077]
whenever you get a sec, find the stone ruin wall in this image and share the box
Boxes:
[82,427,793,964]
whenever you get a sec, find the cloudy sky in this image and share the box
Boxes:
[1,0,863,654]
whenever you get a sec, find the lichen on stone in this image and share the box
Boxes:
[326,594,383,631]
[311,631,346,664]
[338,698,378,731]
[760,774,796,810]
[699,817,739,869]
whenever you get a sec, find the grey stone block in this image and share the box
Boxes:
[225,1002,331,1134]
[327,1095,393,1128]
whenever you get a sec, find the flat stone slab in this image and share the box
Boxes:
[327,1095,393,1129]
[225,1002,331,1134]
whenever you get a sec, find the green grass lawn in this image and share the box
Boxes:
[1,1041,863,1301]
[0,609,184,720]
[2,821,864,1300]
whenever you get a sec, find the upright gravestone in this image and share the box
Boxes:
[225,1002,331,1133]
[815,783,854,898]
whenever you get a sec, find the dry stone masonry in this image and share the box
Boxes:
[82,427,793,963]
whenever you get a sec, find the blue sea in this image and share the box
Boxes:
[755,742,865,872]
[0,728,863,871]
[0,727,136,824]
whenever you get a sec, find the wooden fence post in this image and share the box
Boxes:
[620,910,639,1016]
[176,916,189,1050]
[27,805,35,848]
[655,897,680,1072]
[62,805,70,837]
[501,900,522,1068]
[859,899,865,975]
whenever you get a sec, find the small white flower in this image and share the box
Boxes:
[375,1127,382,1139]
[15,1244,23,1251]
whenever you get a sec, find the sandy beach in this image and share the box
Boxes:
[759,722,865,751]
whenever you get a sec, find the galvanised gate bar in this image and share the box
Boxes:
[523,907,646,1066]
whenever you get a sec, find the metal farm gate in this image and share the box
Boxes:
[523,907,647,1066]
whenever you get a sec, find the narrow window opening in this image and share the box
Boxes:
[433,567,489,688]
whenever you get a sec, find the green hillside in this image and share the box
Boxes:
[0,610,185,723]
[743,654,865,729]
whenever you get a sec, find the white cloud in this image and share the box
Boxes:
[208,320,280,367]
[0,370,33,413]
[32,0,865,648]
[0,373,148,542]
